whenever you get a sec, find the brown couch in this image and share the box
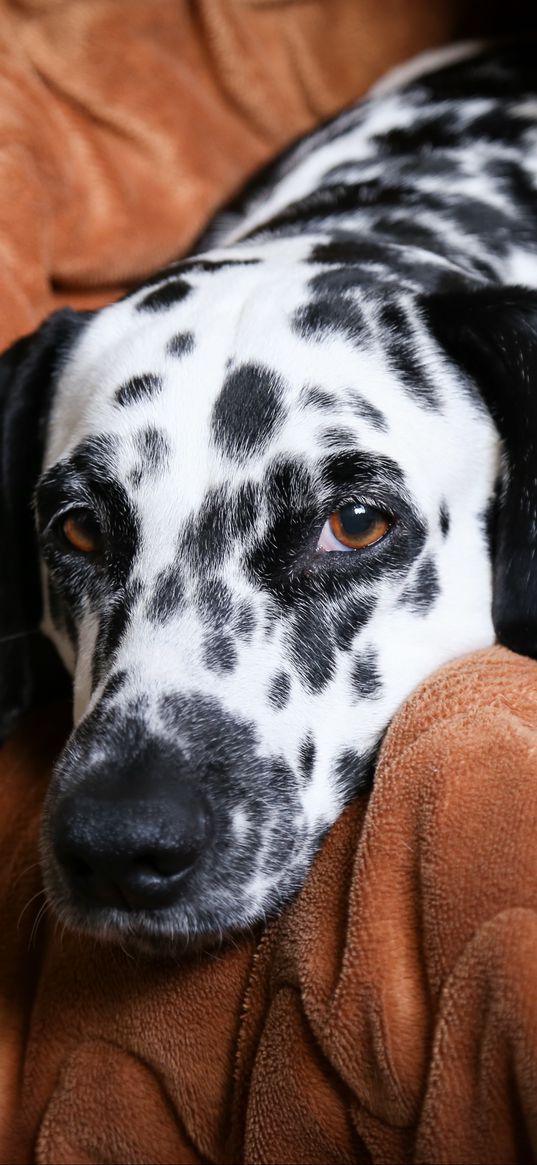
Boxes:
[0,2,536,1162]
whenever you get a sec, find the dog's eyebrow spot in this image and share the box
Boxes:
[115,373,163,407]
[211,363,287,460]
[350,648,382,699]
[166,331,195,358]
[146,563,185,623]
[439,503,450,537]
[298,735,316,781]
[400,555,440,613]
[268,670,291,710]
[203,631,238,675]
[136,278,192,313]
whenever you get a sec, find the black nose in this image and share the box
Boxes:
[52,761,210,912]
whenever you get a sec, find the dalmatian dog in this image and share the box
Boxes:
[1,40,537,952]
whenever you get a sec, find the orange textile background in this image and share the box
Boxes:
[0,0,474,347]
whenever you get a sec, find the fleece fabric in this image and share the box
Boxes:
[0,0,465,351]
[0,649,536,1163]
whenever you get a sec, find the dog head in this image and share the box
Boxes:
[1,249,536,950]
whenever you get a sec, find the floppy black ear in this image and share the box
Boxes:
[424,285,537,659]
[0,309,89,741]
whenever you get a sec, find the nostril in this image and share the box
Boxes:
[70,856,94,880]
[132,846,200,880]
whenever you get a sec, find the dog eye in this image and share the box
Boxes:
[318,503,392,552]
[60,511,102,555]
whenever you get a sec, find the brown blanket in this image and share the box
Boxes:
[1,647,536,1164]
[0,0,463,352]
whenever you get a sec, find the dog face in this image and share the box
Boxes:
[1,249,536,951]
[27,247,504,946]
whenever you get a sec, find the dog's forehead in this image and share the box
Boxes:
[44,251,489,525]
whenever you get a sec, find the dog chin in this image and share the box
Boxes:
[41,884,264,959]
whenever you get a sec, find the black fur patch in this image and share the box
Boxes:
[147,564,185,623]
[136,278,192,313]
[300,385,338,413]
[439,503,450,537]
[400,555,440,613]
[129,427,170,486]
[298,735,316,781]
[166,332,195,358]
[287,604,335,694]
[350,649,382,698]
[115,374,162,407]
[203,632,238,675]
[268,671,291,710]
[234,601,256,642]
[211,364,286,460]
[346,390,388,432]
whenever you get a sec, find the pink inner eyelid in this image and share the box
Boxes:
[317,519,355,553]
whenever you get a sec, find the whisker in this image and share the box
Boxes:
[13,861,42,892]
[28,899,51,950]
[17,888,46,931]
[0,629,40,646]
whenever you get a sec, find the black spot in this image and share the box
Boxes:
[439,503,450,538]
[400,556,440,614]
[332,748,374,794]
[147,564,185,623]
[166,331,195,358]
[211,363,286,460]
[139,426,170,466]
[377,301,440,410]
[346,391,388,432]
[293,296,367,347]
[288,604,335,694]
[136,278,192,313]
[99,669,127,705]
[350,649,382,699]
[234,601,256,642]
[332,593,376,651]
[317,426,357,452]
[196,578,234,623]
[246,458,318,599]
[91,579,142,690]
[203,633,238,675]
[300,385,338,413]
[298,736,316,782]
[180,483,261,573]
[480,484,500,561]
[115,373,162,407]
[268,671,291,710]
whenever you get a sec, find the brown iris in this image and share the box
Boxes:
[62,512,101,555]
[328,503,391,549]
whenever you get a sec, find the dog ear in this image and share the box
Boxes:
[424,285,537,659]
[0,309,89,741]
